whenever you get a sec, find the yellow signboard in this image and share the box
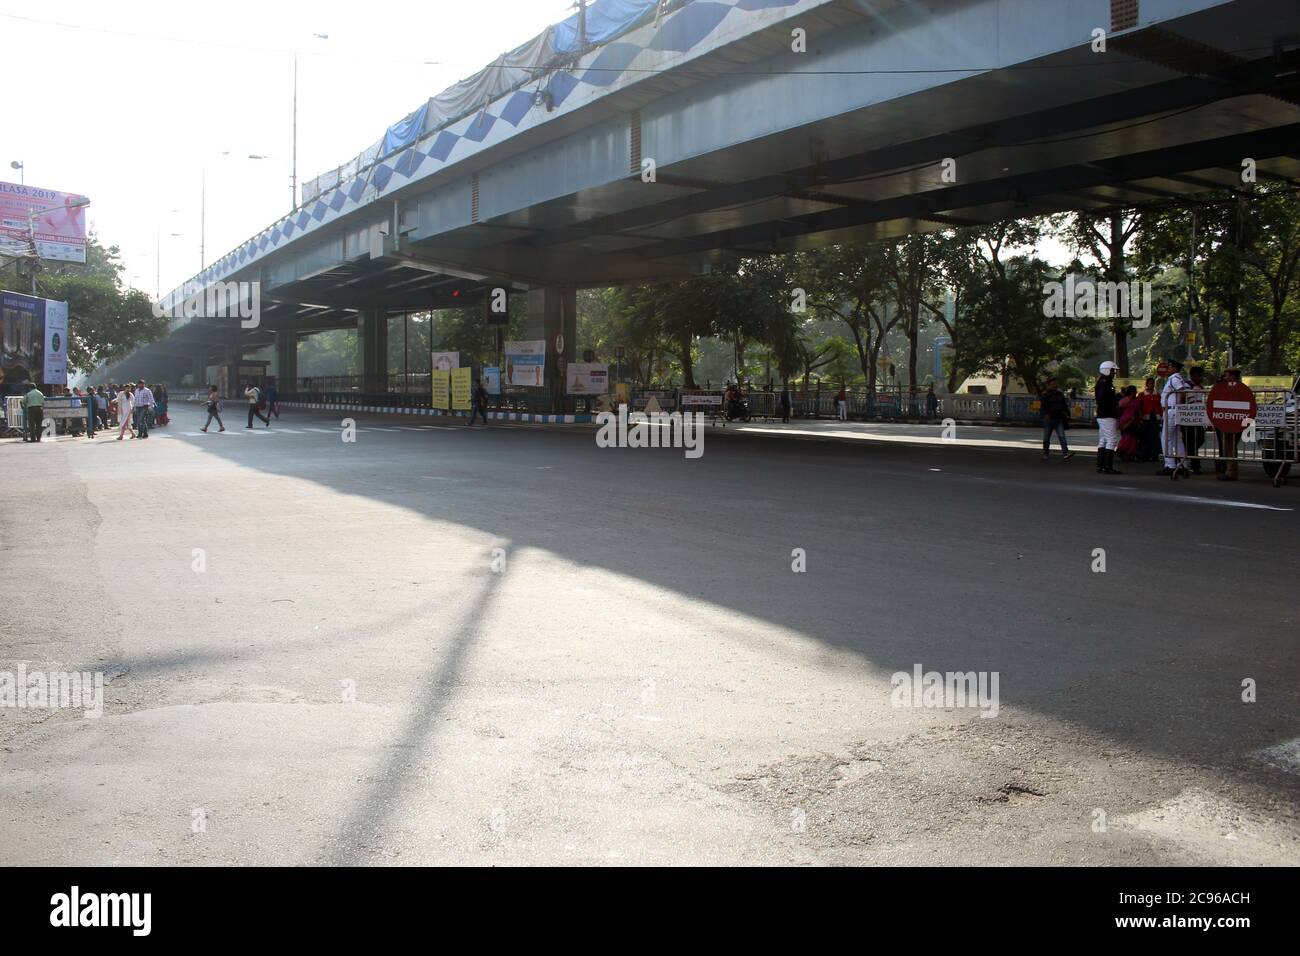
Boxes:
[431,370,450,410]
[1243,376,1292,388]
[451,367,472,410]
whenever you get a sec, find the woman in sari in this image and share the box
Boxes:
[1137,377,1162,462]
[1117,385,1142,461]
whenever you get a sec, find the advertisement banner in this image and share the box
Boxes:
[504,340,545,387]
[431,351,460,373]
[0,182,88,263]
[431,369,450,409]
[1,290,69,387]
[565,362,609,395]
[482,366,501,395]
[451,367,472,410]
[43,299,67,385]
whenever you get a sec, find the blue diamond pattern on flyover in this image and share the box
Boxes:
[499,90,534,126]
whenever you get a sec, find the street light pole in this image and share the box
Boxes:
[292,50,298,211]
[9,160,23,184]
[292,33,329,212]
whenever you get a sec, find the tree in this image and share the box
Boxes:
[803,243,891,387]
[923,227,984,391]
[884,234,943,387]
[21,236,167,375]
[1238,187,1300,374]
[955,255,1095,394]
[1057,211,1141,374]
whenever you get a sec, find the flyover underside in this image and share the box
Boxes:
[245,0,1300,335]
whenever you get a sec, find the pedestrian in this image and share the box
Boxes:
[1137,377,1162,462]
[264,381,280,419]
[1160,359,1190,479]
[116,383,136,440]
[201,385,225,432]
[154,383,169,427]
[1217,368,1245,482]
[1117,385,1142,461]
[20,381,45,442]
[467,378,489,427]
[1039,376,1074,461]
[1094,361,1122,474]
[835,384,848,421]
[245,383,270,428]
[925,384,939,421]
[133,379,154,439]
[779,384,792,423]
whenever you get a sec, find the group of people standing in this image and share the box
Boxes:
[105,381,166,440]
[1042,360,1245,481]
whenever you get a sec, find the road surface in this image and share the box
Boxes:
[1,403,1297,865]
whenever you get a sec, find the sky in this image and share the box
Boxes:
[2,0,1075,300]
[0,0,569,297]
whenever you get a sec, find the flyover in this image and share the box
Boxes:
[113,0,1300,397]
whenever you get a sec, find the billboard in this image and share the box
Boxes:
[565,362,608,395]
[0,182,88,264]
[504,340,545,387]
[1,290,69,387]
[482,366,501,395]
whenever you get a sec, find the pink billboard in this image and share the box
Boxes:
[0,181,88,263]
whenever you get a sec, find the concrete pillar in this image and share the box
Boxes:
[274,331,298,391]
[359,307,387,394]
[525,288,576,413]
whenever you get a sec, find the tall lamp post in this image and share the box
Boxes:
[201,153,270,271]
[292,33,330,212]
[9,160,23,184]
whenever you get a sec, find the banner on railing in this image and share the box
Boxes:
[432,370,450,409]
[451,367,472,410]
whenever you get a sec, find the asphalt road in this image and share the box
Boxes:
[1,402,1297,865]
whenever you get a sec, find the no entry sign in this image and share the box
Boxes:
[1205,382,1256,433]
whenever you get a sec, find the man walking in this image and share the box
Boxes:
[115,383,135,440]
[202,385,225,432]
[264,380,280,420]
[245,384,270,428]
[779,384,793,423]
[133,380,154,439]
[1039,377,1074,461]
[467,378,490,427]
[21,381,45,443]
[1094,361,1122,474]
